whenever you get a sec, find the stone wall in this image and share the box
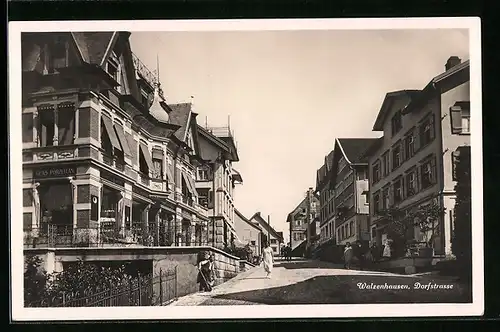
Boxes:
[24,246,241,301]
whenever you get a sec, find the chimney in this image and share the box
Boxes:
[445,56,462,71]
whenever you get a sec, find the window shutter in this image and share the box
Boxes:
[450,106,463,134]
[451,150,460,181]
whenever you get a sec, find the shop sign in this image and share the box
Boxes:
[34,166,77,179]
[101,170,125,187]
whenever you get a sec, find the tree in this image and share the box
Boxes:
[451,146,472,280]
[378,202,446,258]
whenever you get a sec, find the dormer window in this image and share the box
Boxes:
[107,52,119,82]
[391,110,403,136]
[51,39,68,70]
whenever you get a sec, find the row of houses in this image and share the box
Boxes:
[309,56,470,257]
[234,211,284,257]
[21,31,251,251]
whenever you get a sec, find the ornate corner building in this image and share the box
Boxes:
[21,31,240,249]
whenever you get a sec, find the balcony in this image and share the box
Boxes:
[181,194,194,207]
[101,153,125,172]
[26,146,78,162]
[23,223,179,248]
[206,126,233,138]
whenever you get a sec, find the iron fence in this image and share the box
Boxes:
[28,268,177,307]
[24,225,211,248]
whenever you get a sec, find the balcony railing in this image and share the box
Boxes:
[102,153,125,172]
[23,223,195,248]
[206,126,233,138]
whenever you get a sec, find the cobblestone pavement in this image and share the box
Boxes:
[169,259,470,306]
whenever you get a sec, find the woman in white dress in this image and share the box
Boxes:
[261,241,274,279]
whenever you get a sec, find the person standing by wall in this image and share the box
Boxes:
[261,241,275,278]
[344,242,354,270]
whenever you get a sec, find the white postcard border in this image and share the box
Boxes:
[9,17,483,321]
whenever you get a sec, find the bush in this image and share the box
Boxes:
[24,255,49,306]
[24,258,134,307]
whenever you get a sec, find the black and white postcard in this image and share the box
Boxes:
[9,18,483,320]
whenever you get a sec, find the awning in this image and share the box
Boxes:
[139,143,154,171]
[113,124,132,156]
[181,172,197,196]
[102,115,122,151]
[165,162,175,183]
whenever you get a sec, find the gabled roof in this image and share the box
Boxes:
[71,32,121,66]
[403,59,470,115]
[197,125,231,153]
[337,138,380,164]
[235,209,261,231]
[372,90,421,131]
[358,136,384,161]
[167,103,192,141]
[250,212,283,241]
[326,150,335,171]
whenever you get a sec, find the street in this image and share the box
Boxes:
[170,259,471,305]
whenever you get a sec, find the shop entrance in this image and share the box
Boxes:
[38,180,73,237]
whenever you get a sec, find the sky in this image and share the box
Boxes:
[130,29,469,243]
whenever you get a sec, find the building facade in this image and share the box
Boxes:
[326,138,375,246]
[233,209,262,257]
[21,31,222,249]
[195,125,242,249]
[249,212,284,256]
[317,151,336,245]
[286,188,319,251]
[366,57,470,256]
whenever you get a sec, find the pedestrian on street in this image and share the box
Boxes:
[343,242,354,270]
[369,242,379,263]
[261,241,274,279]
[197,251,213,292]
[382,239,392,261]
[286,245,292,261]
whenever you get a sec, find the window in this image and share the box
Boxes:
[382,151,390,176]
[419,114,435,147]
[51,39,67,69]
[450,102,470,135]
[382,187,390,210]
[404,130,415,160]
[371,227,376,240]
[270,239,277,244]
[356,169,366,180]
[406,170,417,197]
[349,221,354,237]
[393,177,403,204]
[391,110,403,136]
[57,109,75,146]
[420,157,436,189]
[373,191,380,214]
[197,167,210,181]
[107,52,119,82]
[151,158,163,179]
[38,108,55,147]
[372,161,381,183]
[392,143,402,170]
[337,228,341,241]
